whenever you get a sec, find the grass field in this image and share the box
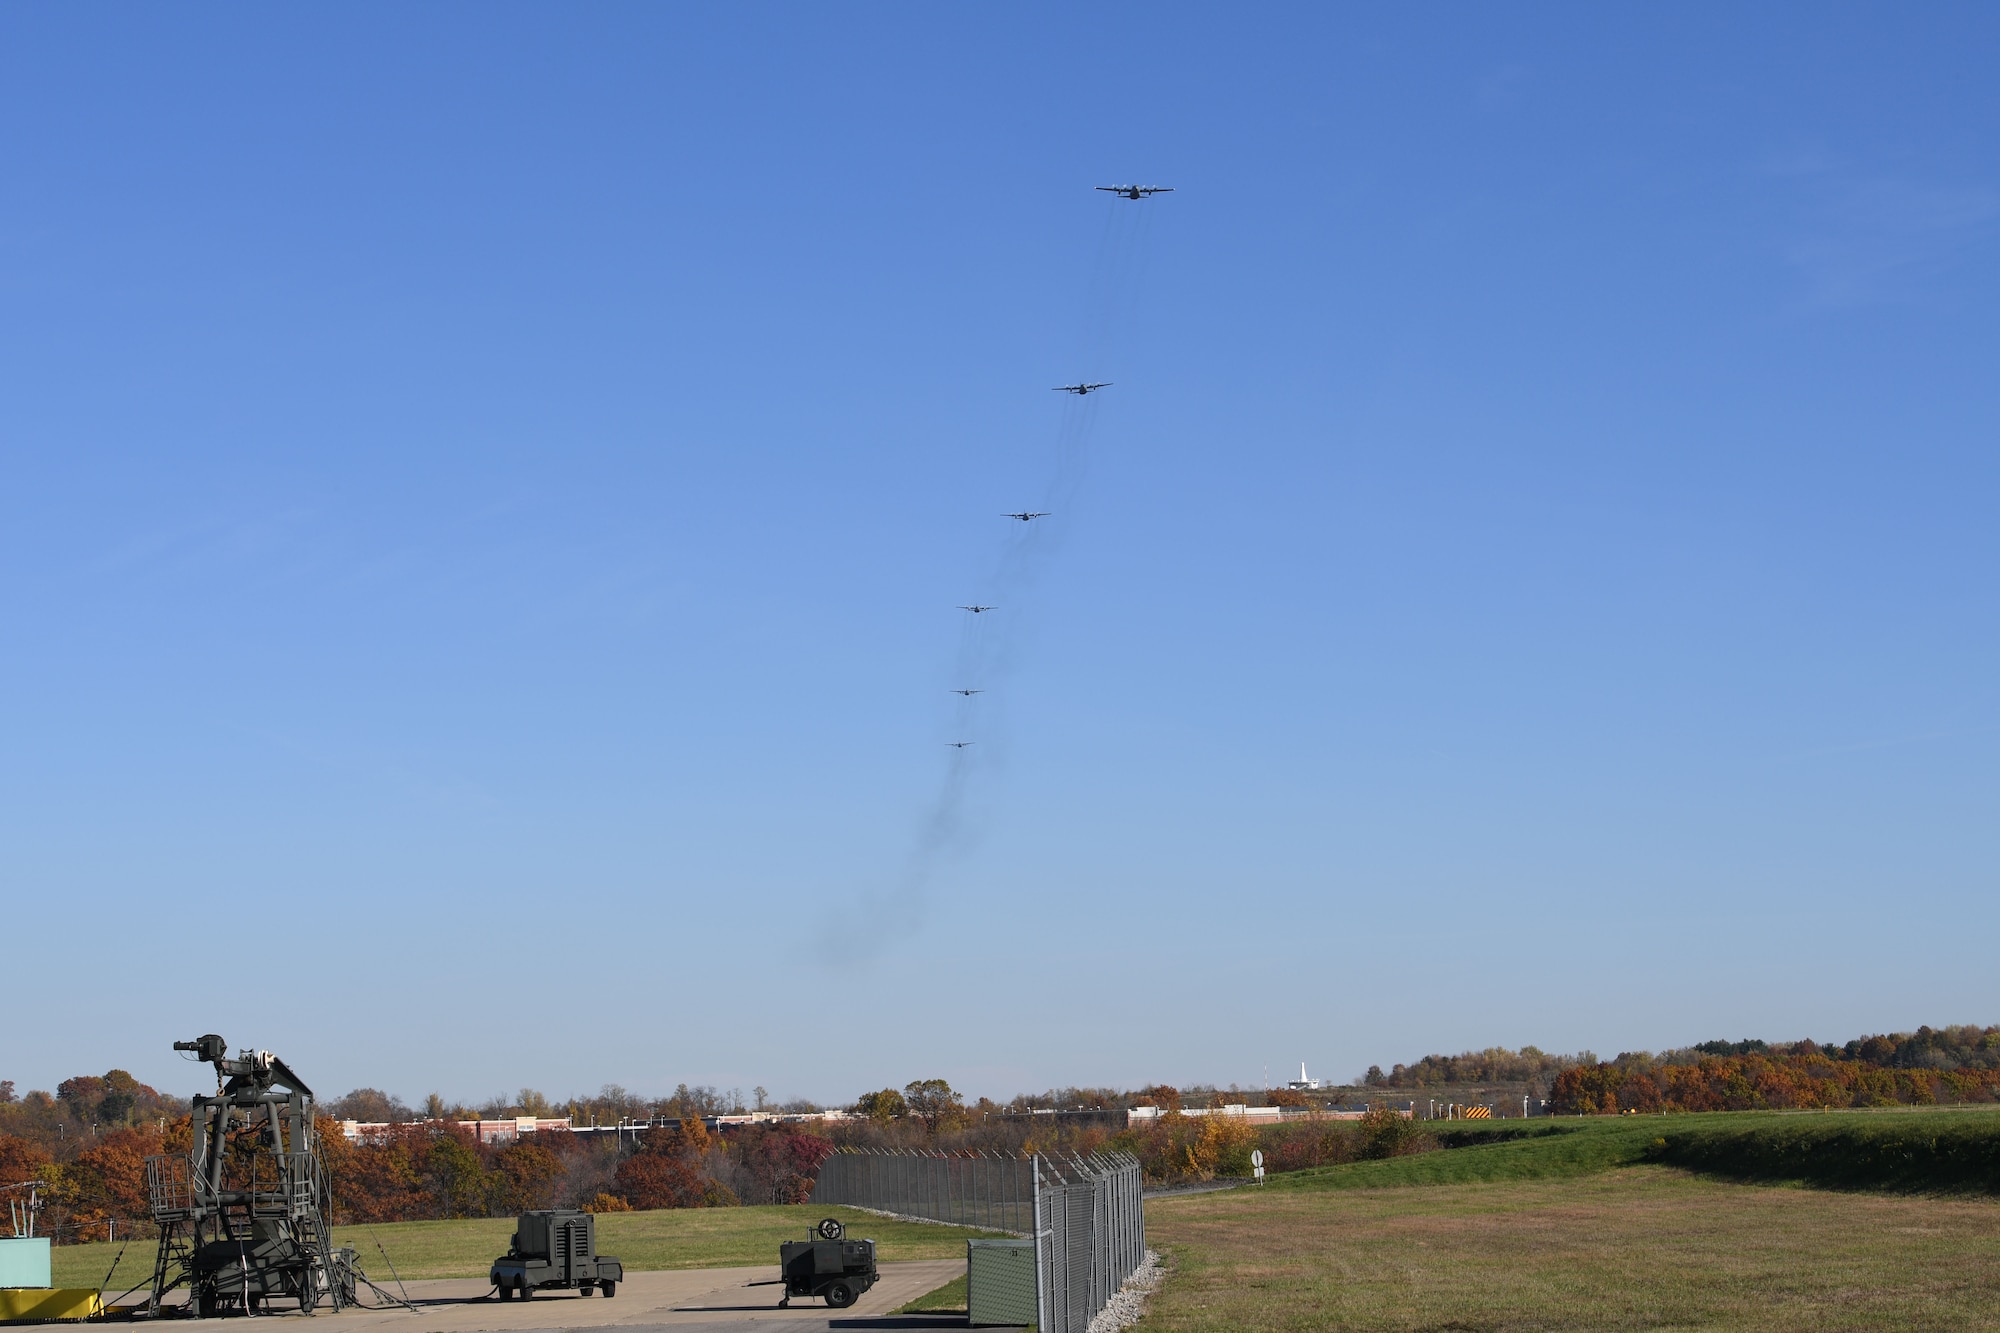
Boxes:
[52,1205,1002,1291]
[1142,1110,2000,1332]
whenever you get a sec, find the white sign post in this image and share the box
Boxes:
[1251,1148,1265,1183]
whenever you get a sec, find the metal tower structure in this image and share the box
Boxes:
[145,1034,347,1318]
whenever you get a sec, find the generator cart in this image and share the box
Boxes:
[778,1218,877,1309]
[491,1210,623,1300]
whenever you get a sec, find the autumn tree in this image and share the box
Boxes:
[664,1084,729,1119]
[902,1080,968,1134]
[1356,1106,1431,1159]
[610,1114,737,1210]
[613,1153,709,1209]
[612,1128,737,1209]
[0,1134,51,1190]
[854,1089,906,1124]
[329,1124,427,1223]
[434,1131,494,1217]
[729,1127,835,1205]
[324,1089,415,1123]
[494,1140,563,1211]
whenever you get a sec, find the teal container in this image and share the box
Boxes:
[967,1238,1036,1327]
[0,1237,52,1288]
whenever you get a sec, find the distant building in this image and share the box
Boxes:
[1286,1063,1321,1091]
[339,1116,573,1145]
[1129,1104,1287,1125]
[340,1108,858,1146]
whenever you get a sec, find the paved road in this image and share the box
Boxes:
[159,1262,1011,1333]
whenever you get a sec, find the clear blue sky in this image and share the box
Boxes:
[4,6,1997,1108]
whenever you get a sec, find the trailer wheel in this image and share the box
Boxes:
[825,1281,856,1309]
[577,1283,592,1296]
[497,1286,512,1302]
[600,1281,616,1298]
[521,1283,534,1300]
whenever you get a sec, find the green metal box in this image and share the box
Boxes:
[967,1238,1036,1327]
[0,1238,52,1288]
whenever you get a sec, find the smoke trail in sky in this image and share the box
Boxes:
[819,190,1166,960]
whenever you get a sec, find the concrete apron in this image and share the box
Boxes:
[155,1260,976,1332]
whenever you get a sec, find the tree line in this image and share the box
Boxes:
[8,1023,1998,1236]
[1360,1024,2000,1095]
[1549,1046,2000,1115]
[0,1075,1092,1240]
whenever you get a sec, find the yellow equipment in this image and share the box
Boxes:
[0,1289,101,1323]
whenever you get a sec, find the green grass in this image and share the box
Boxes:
[52,1205,1006,1289]
[1271,1119,1658,1190]
[1274,1108,2000,1194]
[1144,1165,2000,1332]
[1136,1109,2000,1330]
[894,1272,967,1314]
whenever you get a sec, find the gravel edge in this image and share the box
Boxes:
[1086,1248,1165,1333]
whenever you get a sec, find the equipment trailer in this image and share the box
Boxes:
[491,1210,623,1300]
[778,1218,877,1309]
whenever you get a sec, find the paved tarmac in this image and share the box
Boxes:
[158,1262,998,1333]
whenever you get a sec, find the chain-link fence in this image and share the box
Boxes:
[1033,1152,1145,1333]
[811,1149,1144,1333]
[811,1150,1037,1233]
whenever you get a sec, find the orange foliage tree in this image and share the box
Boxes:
[611,1122,738,1209]
[1550,1053,2000,1115]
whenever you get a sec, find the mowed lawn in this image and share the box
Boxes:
[53,1205,1001,1289]
[1143,1157,2000,1331]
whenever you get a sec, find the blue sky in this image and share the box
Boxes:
[4,6,1997,1107]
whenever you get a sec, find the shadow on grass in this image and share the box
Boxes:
[1649,1115,2000,1194]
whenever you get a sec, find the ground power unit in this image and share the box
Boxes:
[491,1210,623,1299]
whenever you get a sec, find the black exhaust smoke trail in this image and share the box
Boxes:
[821,191,1165,957]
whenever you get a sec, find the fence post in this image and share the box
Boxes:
[1032,1155,1051,1333]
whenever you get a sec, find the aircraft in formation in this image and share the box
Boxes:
[941,185,1166,752]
